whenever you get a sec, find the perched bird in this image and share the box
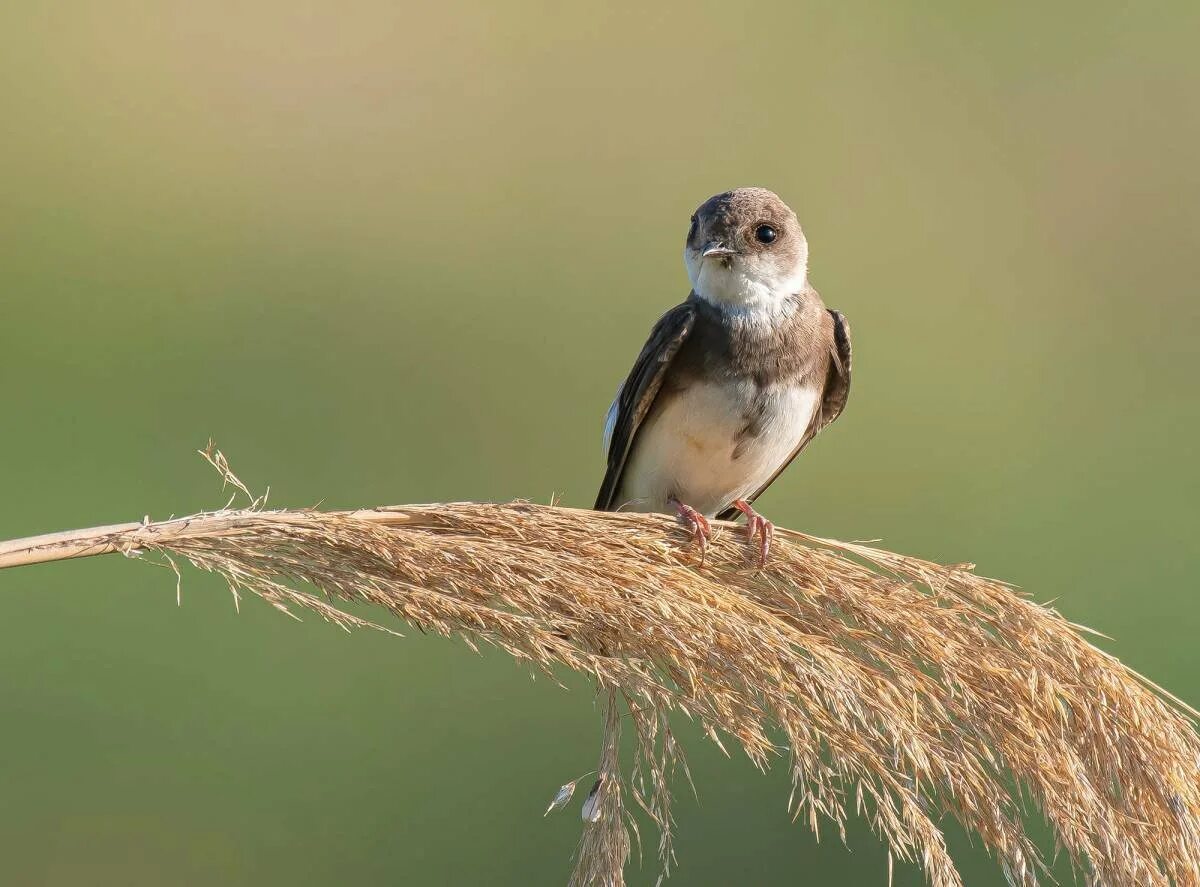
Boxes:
[594,187,851,563]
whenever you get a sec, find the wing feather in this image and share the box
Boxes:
[594,302,697,511]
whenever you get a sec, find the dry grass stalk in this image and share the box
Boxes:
[569,690,630,887]
[2,458,1199,886]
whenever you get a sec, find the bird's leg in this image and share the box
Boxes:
[669,497,711,565]
[731,499,773,567]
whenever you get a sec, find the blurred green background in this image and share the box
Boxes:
[2,1,1198,884]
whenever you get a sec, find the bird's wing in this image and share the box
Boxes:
[716,308,851,520]
[594,301,697,511]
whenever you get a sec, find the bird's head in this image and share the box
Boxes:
[684,187,809,315]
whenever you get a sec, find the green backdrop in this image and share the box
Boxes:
[2,1,1198,883]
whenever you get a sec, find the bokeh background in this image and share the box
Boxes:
[2,2,1198,884]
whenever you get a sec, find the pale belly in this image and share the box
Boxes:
[614,380,820,517]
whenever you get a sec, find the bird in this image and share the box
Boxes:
[594,187,851,564]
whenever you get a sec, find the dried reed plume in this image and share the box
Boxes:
[2,449,1199,886]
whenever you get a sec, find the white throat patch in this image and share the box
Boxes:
[685,250,808,322]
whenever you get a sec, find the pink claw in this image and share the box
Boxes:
[670,498,712,565]
[732,499,773,567]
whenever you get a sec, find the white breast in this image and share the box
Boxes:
[614,380,820,517]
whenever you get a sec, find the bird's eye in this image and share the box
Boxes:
[754,224,777,245]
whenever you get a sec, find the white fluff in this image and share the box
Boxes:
[602,382,623,455]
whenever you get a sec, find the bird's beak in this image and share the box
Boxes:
[702,242,735,259]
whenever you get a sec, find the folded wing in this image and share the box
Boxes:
[594,302,697,511]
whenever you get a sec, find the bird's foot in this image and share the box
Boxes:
[669,498,711,565]
[732,499,773,567]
